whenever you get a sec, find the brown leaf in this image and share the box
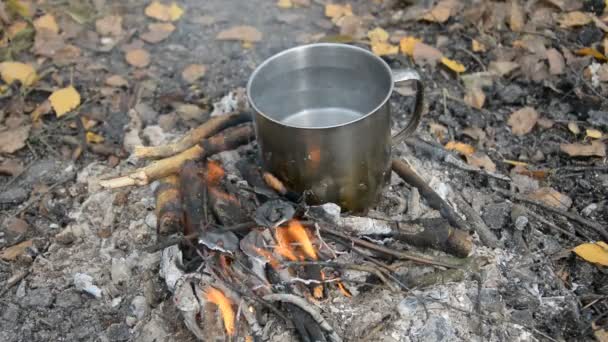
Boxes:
[488,61,520,76]
[465,152,496,172]
[509,0,525,32]
[125,48,150,68]
[144,1,183,22]
[560,140,606,157]
[339,15,364,38]
[593,323,608,342]
[182,64,207,83]
[0,240,33,261]
[546,48,565,75]
[429,122,448,140]
[105,75,128,87]
[567,121,580,135]
[412,42,443,67]
[140,23,175,44]
[0,159,24,176]
[462,126,486,141]
[445,141,475,156]
[471,39,486,52]
[31,99,52,121]
[216,25,262,42]
[95,15,123,37]
[508,107,539,136]
[558,11,591,27]
[0,124,31,153]
[527,187,572,210]
[464,87,486,109]
[421,0,459,23]
[537,117,554,129]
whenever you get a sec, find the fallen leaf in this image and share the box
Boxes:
[465,152,497,172]
[546,48,565,75]
[339,15,364,38]
[292,0,310,6]
[0,62,38,87]
[216,25,263,42]
[7,0,33,18]
[325,3,353,20]
[464,87,485,109]
[140,22,175,43]
[413,42,443,66]
[537,117,554,129]
[400,36,421,56]
[0,240,33,261]
[31,100,52,121]
[145,1,183,22]
[33,13,59,35]
[49,86,81,117]
[368,27,389,42]
[371,41,398,56]
[429,122,448,140]
[95,15,123,37]
[528,187,572,210]
[445,141,475,156]
[105,75,128,87]
[575,47,608,61]
[422,0,459,23]
[567,121,580,135]
[181,64,207,84]
[586,129,603,139]
[593,323,608,342]
[508,107,539,136]
[471,39,486,52]
[441,57,466,73]
[7,21,29,39]
[86,132,105,144]
[573,241,608,266]
[558,11,591,27]
[509,0,525,31]
[277,0,292,8]
[488,61,520,76]
[462,126,486,141]
[125,48,151,68]
[560,140,606,157]
[81,117,97,130]
[0,125,30,154]
[0,159,24,176]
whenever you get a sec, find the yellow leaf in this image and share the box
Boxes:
[81,117,97,130]
[49,86,81,117]
[441,57,466,73]
[400,36,421,56]
[0,62,38,87]
[567,121,580,135]
[576,47,608,61]
[33,13,59,34]
[573,241,608,266]
[471,39,486,52]
[445,141,475,156]
[325,3,352,19]
[367,27,389,42]
[277,0,293,8]
[86,132,104,144]
[503,159,529,167]
[7,0,33,18]
[145,1,183,22]
[586,129,603,139]
[558,11,592,27]
[421,0,457,23]
[371,41,398,56]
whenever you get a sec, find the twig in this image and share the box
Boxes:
[493,187,608,241]
[0,269,29,297]
[522,206,585,242]
[13,180,68,216]
[450,191,500,248]
[263,293,343,342]
[456,47,487,71]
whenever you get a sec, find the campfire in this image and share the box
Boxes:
[100,112,475,341]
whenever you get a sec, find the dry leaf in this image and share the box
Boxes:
[6,0,33,18]
[465,152,497,172]
[586,129,603,139]
[528,187,572,210]
[471,39,486,52]
[576,47,608,61]
[537,117,554,129]
[429,122,448,140]
[86,132,105,144]
[81,117,97,130]
[7,21,28,39]
[488,61,520,76]
[277,0,292,8]
[508,107,539,136]
[0,159,24,176]
[558,11,591,27]
[464,87,486,109]
[400,36,421,56]
[216,26,263,42]
[371,41,398,56]
[105,75,128,87]
[126,49,151,68]
[368,27,389,42]
[95,15,123,37]
[31,100,52,121]
[567,121,580,135]
[33,13,59,35]
[413,42,443,66]
[145,1,183,22]
[182,64,207,83]
[49,86,81,117]
[0,240,33,261]
[560,140,606,157]
[573,241,608,266]
[462,126,486,141]
[422,0,459,23]
[141,23,175,43]
[594,323,608,342]
[445,141,475,156]
[546,48,565,75]
[339,15,364,38]
[325,3,353,20]
[441,57,466,73]
[0,124,31,153]
[0,62,37,87]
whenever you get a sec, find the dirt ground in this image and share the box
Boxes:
[1,0,608,341]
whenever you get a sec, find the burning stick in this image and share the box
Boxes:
[134,112,251,159]
[180,161,207,235]
[154,175,183,234]
[393,218,473,258]
[99,125,254,189]
[204,287,236,337]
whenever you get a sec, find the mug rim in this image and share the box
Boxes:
[246,42,394,130]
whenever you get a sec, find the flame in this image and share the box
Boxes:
[313,271,325,299]
[208,186,240,205]
[274,220,318,261]
[205,287,235,336]
[336,281,352,298]
[254,247,280,270]
[206,160,225,184]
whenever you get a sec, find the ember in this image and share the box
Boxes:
[275,220,318,261]
[204,287,236,336]
[205,160,225,184]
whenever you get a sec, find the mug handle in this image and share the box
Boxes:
[390,69,424,145]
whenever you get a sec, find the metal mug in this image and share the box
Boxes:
[247,43,424,212]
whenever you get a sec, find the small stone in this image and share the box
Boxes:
[144,212,157,229]
[481,202,512,230]
[112,296,123,308]
[111,258,131,284]
[126,316,137,327]
[4,217,28,246]
[135,103,158,126]
[582,203,598,216]
[176,104,205,122]
[587,110,608,128]
[0,187,28,204]
[130,295,149,320]
[158,113,178,131]
[106,323,130,341]
[15,279,26,298]
[22,287,54,308]
[142,125,167,146]
[2,303,20,323]
[55,291,83,308]
[55,226,76,245]
[499,84,525,104]
[74,273,103,299]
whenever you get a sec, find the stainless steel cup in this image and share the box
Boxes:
[247,43,423,212]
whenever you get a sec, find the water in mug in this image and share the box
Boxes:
[281,107,363,127]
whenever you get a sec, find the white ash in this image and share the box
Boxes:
[73,273,103,299]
